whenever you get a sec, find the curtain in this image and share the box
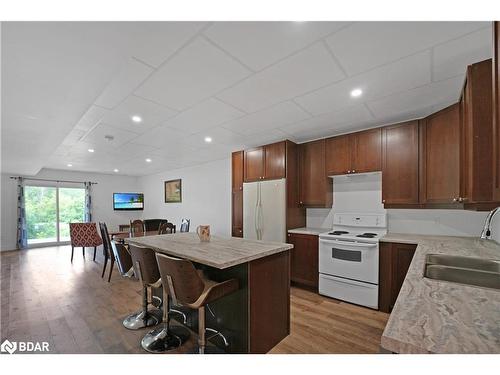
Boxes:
[84,182,92,222]
[16,177,28,249]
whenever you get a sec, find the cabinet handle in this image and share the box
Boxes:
[382,199,386,203]
[352,169,356,173]
[453,197,458,202]
[299,201,303,204]
[347,170,351,174]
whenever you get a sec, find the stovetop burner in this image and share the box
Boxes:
[356,232,378,238]
[328,230,349,235]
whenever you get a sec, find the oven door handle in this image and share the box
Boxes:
[320,240,377,248]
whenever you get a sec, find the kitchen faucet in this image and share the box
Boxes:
[480,206,500,240]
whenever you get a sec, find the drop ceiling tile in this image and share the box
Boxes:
[433,27,492,81]
[326,22,489,76]
[151,143,199,159]
[241,129,291,148]
[295,50,432,115]
[128,22,207,67]
[61,129,87,146]
[129,125,190,148]
[107,141,159,158]
[101,95,177,134]
[165,98,244,134]
[74,105,109,131]
[222,101,311,135]
[366,75,464,119]
[94,58,153,109]
[280,104,374,141]
[217,43,346,113]
[134,37,251,111]
[204,21,350,71]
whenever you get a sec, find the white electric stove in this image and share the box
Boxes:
[318,213,387,309]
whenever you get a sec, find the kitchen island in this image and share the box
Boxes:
[125,232,293,354]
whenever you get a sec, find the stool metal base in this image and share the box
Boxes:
[141,326,181,353]
[123,309,161,330]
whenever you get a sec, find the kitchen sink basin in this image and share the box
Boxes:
[424,254,500,290]
[425,254,500,273]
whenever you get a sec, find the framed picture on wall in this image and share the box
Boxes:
[164,179,182,203]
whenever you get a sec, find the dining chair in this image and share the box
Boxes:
[130,219,145,236]
[69,222,103,263]
[98,222,114,281]
[179,219,190,233]
[144,219,165,232]
[158,222,176,234]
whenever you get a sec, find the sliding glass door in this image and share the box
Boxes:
[25,185,86,246]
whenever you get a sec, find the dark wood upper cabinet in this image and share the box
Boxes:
[325,129,381,176]
[460,59,494,205]
[299,139,332,207]
[244,147,265,182]
[244,142,286,182]
[382,121,419,205]
[264,141,286,180]
[379,242,417,313]
[420,103,461,205]
[287,232,318,289]
[494,22,500,201]
[232,151,244,191]
[325,135,351,175]
[351,128,382,174]
[232,151,244,237]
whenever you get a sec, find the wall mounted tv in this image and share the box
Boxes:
[113,193,144,211]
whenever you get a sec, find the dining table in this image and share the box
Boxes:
[110,230,159,242]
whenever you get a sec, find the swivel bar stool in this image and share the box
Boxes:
[125,244,163,330]
[128,244,189,353]
[155,253,239,354]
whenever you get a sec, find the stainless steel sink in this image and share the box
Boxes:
[424,254,500,290]
[426,254,500,273]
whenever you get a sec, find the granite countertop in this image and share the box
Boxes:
[125,232,293,269]
[381,233,500,353]
[287,227,329,236]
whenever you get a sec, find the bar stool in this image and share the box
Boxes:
[128,245,189,353]
[155,253,239,354]
[125,244,163,330]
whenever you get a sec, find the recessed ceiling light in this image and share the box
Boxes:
[350,88,363,98]
[204,136,212,143]
[67,163,72,167]
[113,168,119,173]
[145,158,152,163]
[131,115,142,123]
[88,148,95,153]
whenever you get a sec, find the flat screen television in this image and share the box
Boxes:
[113,193,144,211]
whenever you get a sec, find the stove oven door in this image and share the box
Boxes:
[319,238,378,284]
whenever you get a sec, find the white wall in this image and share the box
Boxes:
[1,168,139,251]
[138,158,231,237]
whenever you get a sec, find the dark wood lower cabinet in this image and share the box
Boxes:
[287,233,318,289]
[379,242,417,313]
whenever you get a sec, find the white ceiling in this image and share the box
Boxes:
[1,21,492,176]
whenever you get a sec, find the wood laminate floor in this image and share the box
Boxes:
[1,245,389,354]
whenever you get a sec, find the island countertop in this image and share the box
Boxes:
[380,233,500,354]
[125,232,293,269]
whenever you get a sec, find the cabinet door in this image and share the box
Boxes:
[379,242,416,313]
[382,121,419,205]
[232,190,243,237]
[325,135,351,175]
[287,233,318,288]
[299,139,332,207]
[264,141,286,180]
[494,22,500,201]
[232,151,244,191]
[420,104,461,204]
[244,147,264,182]
[351,128,382,173]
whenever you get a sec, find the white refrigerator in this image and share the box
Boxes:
[243,178,286,243]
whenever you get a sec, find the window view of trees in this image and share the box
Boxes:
[25,186,85,243]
